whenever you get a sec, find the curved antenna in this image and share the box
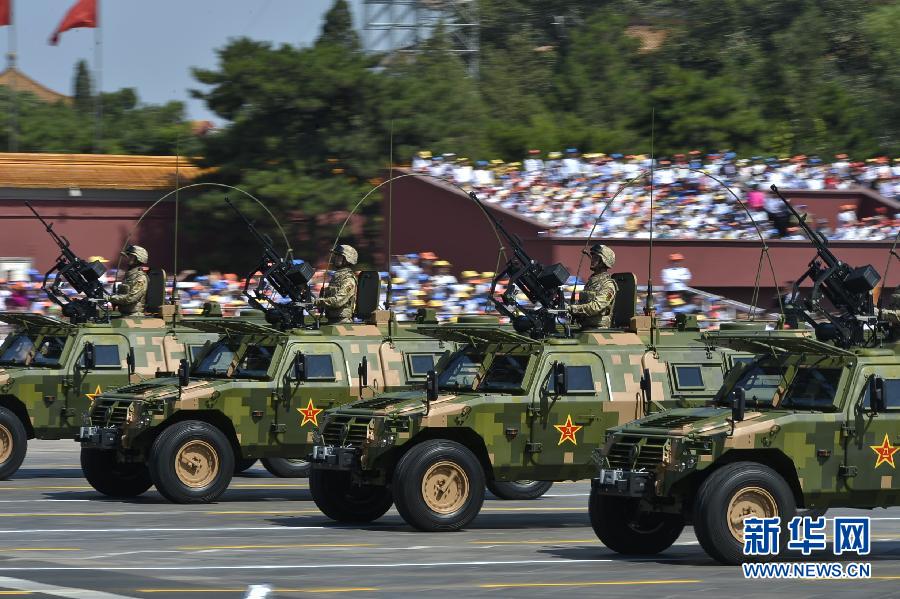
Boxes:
[385,121,394,310]
[171,135,181,305]
[569,167,784,321]
[113,183,292,288]
[645,108,655,316]
[321,172,509,300]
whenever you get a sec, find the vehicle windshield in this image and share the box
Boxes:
[233,345,277,378]
[0,334,34,366]
[192,340,238,377]
[718,361,787,408]
[778,367,843,411]
[32,336,66,367]
[476,354,530,392]
[437,350,484,391]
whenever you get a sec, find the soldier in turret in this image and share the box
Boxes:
[109,245,149,316]
[316,244,358,324]
[569,243,618,328]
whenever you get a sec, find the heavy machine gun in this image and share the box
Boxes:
[27,202,109,323]
[226,198,315,330]
[771,185,880,347]
[469,191,569,338]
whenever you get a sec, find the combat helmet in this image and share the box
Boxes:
[584,243,615,269]
[332,244,358,266]
[121,245,148,265]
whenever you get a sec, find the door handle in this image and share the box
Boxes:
[574,414,596,425]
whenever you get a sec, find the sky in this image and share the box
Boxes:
[4,0,364,122]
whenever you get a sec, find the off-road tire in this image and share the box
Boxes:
[0,407,27,480]
[589,493,684,554]
[261,457,311,478]
[148,420,234,504]
[309,468,393,523]
[392,440,485,532]
[693,461,797,565]
[487,480,553,500]
[80,448,153,497]
[234,458,258,473]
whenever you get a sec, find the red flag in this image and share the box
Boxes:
[0,0,11,27]
[49,0,97,45]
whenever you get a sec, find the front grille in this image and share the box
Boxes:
[90,399,131,427]
[606,435,667,470]
[638,414,708,429]
[323,415,372,448]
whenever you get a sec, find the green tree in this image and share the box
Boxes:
[73,59,92,114]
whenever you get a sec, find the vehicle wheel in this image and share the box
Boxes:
[234,458,257,474]
[309,468,393,523]
[392,440,485,532]
[487,480,553,500]
[589,493,684,554]
[0,407,27,480]
[80,448,153,497]
[693,462,797,565]
[261,457,310,478]
[148,421,234,504]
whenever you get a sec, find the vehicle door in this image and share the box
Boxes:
[529,351,609,475]
[379,340,449,390]
[845,368,900,502]
[66,334,132,425]
[277,342,348,449]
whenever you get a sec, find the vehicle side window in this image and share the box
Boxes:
[566,365,595,392]
[861,377,900,410]
[33,336,66,366]
[305,354,336,381]
[188,345,206,363]
[408,354,436,377]
[93,345,121,368]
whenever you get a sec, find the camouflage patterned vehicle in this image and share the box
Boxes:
[79,312,453,503]
[309,291,753,531]
[589,186,895,564]
[0,205,222,480]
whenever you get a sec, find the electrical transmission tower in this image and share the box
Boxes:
[363,0,480,77]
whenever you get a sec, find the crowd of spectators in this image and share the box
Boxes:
[412,150,900,240]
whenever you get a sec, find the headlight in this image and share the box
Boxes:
[125,403,139,423]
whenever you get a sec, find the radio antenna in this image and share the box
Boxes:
[644,108,656,316]
[385,120,394,311]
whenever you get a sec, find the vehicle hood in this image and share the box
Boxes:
[101,378,235,402]
[335,390,482,417]
[614,406,791,438]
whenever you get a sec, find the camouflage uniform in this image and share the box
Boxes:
[318,268,358,324]
[570,244,617,328]
[110,267,148,315]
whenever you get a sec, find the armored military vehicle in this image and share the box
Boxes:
[79,202,454,504]
[0,205,221,480]
[308,192,752,531]
[589,186,894,565]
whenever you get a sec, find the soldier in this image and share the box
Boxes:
[569,243,618,328]
[316,245,358,324]
[880,289,900,340]
[109,245,149,315]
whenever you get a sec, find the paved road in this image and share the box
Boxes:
[0,441,897,598]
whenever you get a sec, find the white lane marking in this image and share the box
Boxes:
[0,560,614,572]
[0,500,90,503]
[542,494,590,498]
[0,575,139,598]
[0,526,329,534]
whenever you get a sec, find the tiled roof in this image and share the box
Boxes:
[0,153,208,190]
[0,68,71,105]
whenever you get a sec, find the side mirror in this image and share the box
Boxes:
[292,353,306,381]
[425,369,438,415]
[870,376,887,413]
[177,358,190,387]
[82,342,96,369]
[552,361,568,395]
[358,356,368,388]
[126,347,136,375]
[640,367,651,403]
[732,387,746,423]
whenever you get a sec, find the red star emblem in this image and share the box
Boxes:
[554,415,583,446]
[871,433,899,469]
[297,399,323,428]
[85,385,102,402]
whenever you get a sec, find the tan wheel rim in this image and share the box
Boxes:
[727,486,778,542]
[0,424,11,463]
[421,460,469,514]
[174,440,219,488]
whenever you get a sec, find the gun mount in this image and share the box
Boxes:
[226,198,315,330]
[469,191,569,338]
[27,203,109,323]
[771,185,880,347]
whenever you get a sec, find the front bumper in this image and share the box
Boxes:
[310,445,358,470]
[77,426,119,449]
[591,469,654,497]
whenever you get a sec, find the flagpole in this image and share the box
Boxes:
[7,0,17,152]
[93,0,101,153]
